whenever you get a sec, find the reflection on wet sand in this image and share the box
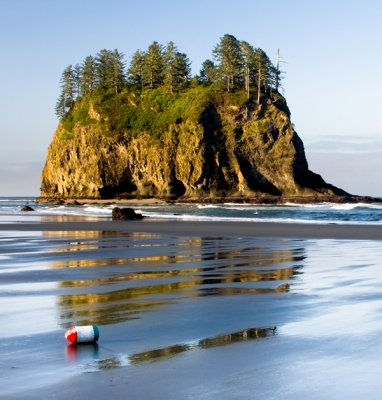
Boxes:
[41,216,104,223]
[54,233,305,327]
[51,255,175,269]
[91,327,277,370]
[59,284,290,326]
[45,231,163,254]
[65,343,99,363]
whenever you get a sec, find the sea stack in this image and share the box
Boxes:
[40,35,350,203]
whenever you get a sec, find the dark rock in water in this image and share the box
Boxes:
[21,205,34,212]
[66,200,79,205]
[112,207,144,220]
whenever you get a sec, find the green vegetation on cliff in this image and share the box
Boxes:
[60,84,263,141]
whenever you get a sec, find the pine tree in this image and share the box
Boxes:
[213,34,243,92]
[173,51,191,89]
[253,48,272,104]
[128,50,145,88]
[95,49,114,88]
[240,41,256,99]
[55,92,66,119]
[81,55,96,95]
[55,65,76,119]
[163,42,177,93]
[111,49,126,94]
[163,42,191,93]
[73,64,82,98]
[199,59,217,85]
[142,41,164,89]
[62,65,75,103]
[94,49,125,92]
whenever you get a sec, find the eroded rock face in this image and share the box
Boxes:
[41,99,347,199]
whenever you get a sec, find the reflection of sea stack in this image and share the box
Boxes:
[55,234,305,328]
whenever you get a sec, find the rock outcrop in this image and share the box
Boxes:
[21,205,35,212]
[40,90,348,200]
[112,207,144,220]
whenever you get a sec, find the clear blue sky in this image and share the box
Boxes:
[1,0,381,196]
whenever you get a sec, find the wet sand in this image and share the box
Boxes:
[2,218,382,399]
[2,218,382,240]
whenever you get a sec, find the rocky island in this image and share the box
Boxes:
[40,35,374,204]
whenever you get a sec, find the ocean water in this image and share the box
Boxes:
[1,196,382,224]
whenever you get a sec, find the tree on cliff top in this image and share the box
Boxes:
[199,59,218,85]
[128,50,145,88]
[95,49,126,94]
[55,34,285,119]
[213,34,243,92]
[142,41,165,89]
[81,55,96,95]
[240,41,256,99]
[163,42,191,93]
[55,65,76,118]
[253,48,272,103]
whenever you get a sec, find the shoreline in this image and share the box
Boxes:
[36,194,382,206]
[36,197,167,205]
[2,218,382,240]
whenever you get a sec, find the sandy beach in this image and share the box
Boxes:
[2,218,382,399]
[2,218,382,240]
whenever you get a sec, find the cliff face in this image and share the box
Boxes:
[41,91,346,199]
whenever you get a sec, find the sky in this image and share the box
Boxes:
[0,0,381,196]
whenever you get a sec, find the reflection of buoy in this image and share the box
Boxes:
[65,325,99,344]
[66,343,99,362]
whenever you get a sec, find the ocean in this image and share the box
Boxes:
[1,196,382,224]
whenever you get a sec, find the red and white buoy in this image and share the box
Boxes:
[65,325,100,344]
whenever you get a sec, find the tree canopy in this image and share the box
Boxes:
[55,34,284,119]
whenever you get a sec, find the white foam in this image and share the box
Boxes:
[35,205,111,217]
[284,202,382,211]
[224,206,259,212]
[140,211,382,225]
[83,206,113,215]
[330,203,360,210]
